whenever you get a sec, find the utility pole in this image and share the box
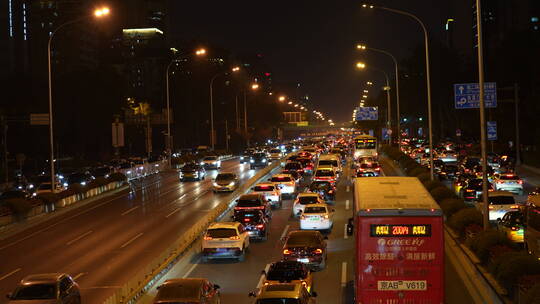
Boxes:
[225,120,229,152]
[1,116,7,184]
[244,90,249,147]
[514,83,521,165]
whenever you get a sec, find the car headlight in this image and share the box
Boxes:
[240,156,244,160]
[200,162,205,165]
[80,181,86,186]
[250,160,254,163]
[213,182,219,187]
[228,182,235,187]
[17,185,23,190]
[63,182,68,187]
[28,184,34,189]
[262,159,267,163]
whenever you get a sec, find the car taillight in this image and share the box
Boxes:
[323,214,329,219]
[313,248,323,254]
[518,180,523,184]
[497,181,504,184]
[256,224,264,229]
[229,235,240,240]
[283,249,292,255]
[328,190,334,194]
[301,281,308,287]
[489,205,494,210]
[510,205,519,209]
[244,218,251,222]
[466,189,474,192]
[204,236,212,240]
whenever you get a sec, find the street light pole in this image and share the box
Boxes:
[165,60,175,167]
[209,73,220,150]
[475,0,490,231]
[364,4,434,179]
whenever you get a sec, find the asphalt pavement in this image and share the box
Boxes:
[0,159,262,304]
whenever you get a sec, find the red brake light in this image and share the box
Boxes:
[510,205,519,209]
[313,248,323,254]
[518,180,523,184]
[204,236,212,240]
[489,205,494,210]
[256,224,264,229]
[283,249,291,255]
[244,218,251,222]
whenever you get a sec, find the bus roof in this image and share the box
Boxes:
[354,177,442,217]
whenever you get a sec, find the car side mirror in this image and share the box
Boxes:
[248,291,257,297]
[311,291,318,297]
[214,284,220,290]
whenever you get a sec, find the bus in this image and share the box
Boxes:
[525,195,540,259]
[353,135,378,160]
[349,177,444,304]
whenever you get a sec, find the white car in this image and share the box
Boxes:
[201,156,221,169]
[300,203,334,231]
[201,222,250,262]
[292,193,325,217]
[476,191,519,221]
[268,149,283,160]
[439,150,458,163]
[269,174,296,198]
[251,183,282,208]
[492,173,524,195]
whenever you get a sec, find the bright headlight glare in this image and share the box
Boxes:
[250,160,254,163]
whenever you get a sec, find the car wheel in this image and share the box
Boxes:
[262,231,268,241]
[318,255,327,270]
[238,248,246,262]
[278,200,283,209]
[201,256,208,263]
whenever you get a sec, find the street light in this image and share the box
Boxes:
[251,83,260,90]
[195,48,207,56]
[363,90,369,93]
[278,95,286,102]
[165,47,208,167]
[48,7,110,192]
[361,3,434,179]
[362,95,368,98]
[209,67,240,149]
[356,62,366,69]
[356,61,392,144]
[357,43,402,150]
[366,81,373,85]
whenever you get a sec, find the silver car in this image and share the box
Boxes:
[7,273,81,304]
[212,172,239,192]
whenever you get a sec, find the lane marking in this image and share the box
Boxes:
[183,260,199,278]
[165,207,182,218]
[341,262,347,287]
[344,224,349,240]
[0,268,21,281]
[121,206,139,216]
[120,232,143,249]
[73,272,86,280]
[345,200,350,210]
[66,230,93,246]
[346,186,350,192]
[81,286,121,289]
[256,263,271,289]
[280,225,290,240]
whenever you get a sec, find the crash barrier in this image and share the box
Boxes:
[381,147,538,303]
[0,181,127,231]
[118,160,168,181]
[102,157,284,304]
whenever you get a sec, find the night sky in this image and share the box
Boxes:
[170,0,471,123]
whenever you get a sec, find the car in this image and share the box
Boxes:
[296,157,315,175]
[282,230,328,270]
[154,278,220,304]
[452,174,475,195]
[180,163,206,181]
[261,261,314,292]
[268,148,283,160]
[34,182,64,195]
[477,191,520,221]
[201,222,250,262]
[492,173,524,195]
[212,172,239,192]
[240,149,256,164]
[308,181,336,202]
[439,163,459,180]
[355,171,376,178]
[90,166,113,178]
[313,168,336,184]
[284,162,305,177]
[251,183,282,209]
[234,193,272,218]
[269,174,296,198]
[355,162,381,177]
[233,210,268,240]
[292,193,325,217]
[497,210,525,244]
[317,154,342,174]
[65,172,94,187]
[201,156,221,169]
[460,178,494,201]
[460,156,481,174]
[299,204,334,232]
[249,283,317,304]
[6,273,81,303]
[250,152,269,169]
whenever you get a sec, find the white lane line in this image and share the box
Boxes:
[346,186,350,192]
[345,200,350,210]
[120,233,143,249]
[165,207,182,218]
[344,224,349,240]
[256,264,271,289]
[0,268,21,281]
[341,262,347,287]
[66,230,93,246]
[280,225,290,240]
[183,261,199,278]
[73,272,86,280]
[121,206,139,216]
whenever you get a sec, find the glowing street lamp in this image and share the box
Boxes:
[231,66,240,72]
[356,62,366,69]
[366,81,373,85]
[363,90,369,93]
[251,83,260,90]
[195,48,207,56]
[278,96,286,102]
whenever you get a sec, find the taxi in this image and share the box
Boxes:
[261,261,314,292]
[292,193,325,217]
[249,283,317,304]
[497,210,525,243]
[299,203,334,231]
[269,174,297,198]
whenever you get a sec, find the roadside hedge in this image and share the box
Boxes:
[494,253,540,296]
[448,207,483,237]
[440,198,467,218]
[2,198,32,220]
[466,230,517,264]
[524,282,540,304]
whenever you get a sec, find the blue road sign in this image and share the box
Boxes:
[355,107,378,121]
[454,82,497,109]
[382,128,389,140]
[487,121,497,141]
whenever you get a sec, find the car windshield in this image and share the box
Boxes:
[318,160,334,166]
[204,156,217,161]
[287,233,320,246]
[304,206,327,213]
[216,174,235,181]
[12,284,56,300]
[182,164,198,171]
[253,153,266,158]
[500,175,519,180]
[489,196,516,205]
[156,284,200,300]
[254,185,274,191]
[315,170,334,177]
[267,267,306,281]
[207,228,237,238]
[237,199,262,207]
[284,163,302,170]
[257,299,300,304]
[272,177,292,182]
[298,196,319,205]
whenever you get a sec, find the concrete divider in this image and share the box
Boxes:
[102,158,285,304]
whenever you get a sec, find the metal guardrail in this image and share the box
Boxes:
[118,160,168,181]
[103,158,283,304]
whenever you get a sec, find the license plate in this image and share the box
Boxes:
[216,248,228,252]
[377,280,427,291]
[297,258,310,263]
[309,216,320,221]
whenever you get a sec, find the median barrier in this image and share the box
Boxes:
[103,156,285,304]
